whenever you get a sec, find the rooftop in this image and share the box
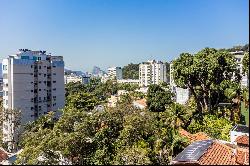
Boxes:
[0,149,8,162]
[172,139,249,165]
[236,135,249,146]
[231,125,249,134]
[133,98,147,107]
[179,129,209,143]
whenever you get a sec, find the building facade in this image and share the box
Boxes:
[2,49,65,151]
[170,62,190,105]
[64,74,83,84]
[139,60,167,87]
[117,79,139,85]
[230,51,249,88]
[107,67,122,80]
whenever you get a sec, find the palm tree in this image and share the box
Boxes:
[162,103,190,129]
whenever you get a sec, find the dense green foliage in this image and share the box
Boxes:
[187,114,232,141]
[172,48,241,118]
[14,46,248,165]
[122,63,139,79]
[147,84,173,112]
[224,44,249,52]
[16,103,189,165]
[243,52,249,78]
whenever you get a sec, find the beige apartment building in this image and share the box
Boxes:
[2,49,65,151]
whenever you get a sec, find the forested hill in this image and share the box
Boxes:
[122,63,139,79]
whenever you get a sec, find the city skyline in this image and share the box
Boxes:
[0,0,249,72]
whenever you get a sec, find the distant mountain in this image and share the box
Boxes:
[64,68,86,76]
[92,66,106,76]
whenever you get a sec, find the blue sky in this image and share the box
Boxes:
[0,0,249,72]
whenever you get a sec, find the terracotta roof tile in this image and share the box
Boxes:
[198,142,238,165]
[236,148,249,165]
[179,129,209,143]
[0,149,8,162]
[236,135,249,146]
[134,98,147,107]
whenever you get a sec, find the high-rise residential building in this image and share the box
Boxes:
[107,67,122,80]
[2,49,65,151]
[139,60,167,87]
[230,51,249,88]
[170,62,190,105]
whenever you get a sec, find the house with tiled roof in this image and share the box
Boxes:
[171,139,249,165]
[230,125,249,145]
[236,135,249,147]
[133,98,147,109]
[0,149,8,164]
[179,129,209,143]
[171,125,249,165]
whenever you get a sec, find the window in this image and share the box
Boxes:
[31,90,33,92]
[30,73,33,75]
[44,66,46,68]
[6,91,8,96]
[39,81,41,83]
[53,88,56,91]
[5,100,8,105]
[53,65,56,68]
[44,74,46,77]
[53,73,56,75]
[31,107,34,110]
[31,65,33,68]
[39,89,41,91]
[53,81,56,83]
[38,57,41,60]
[39,66,41,69]
[39,73,41,75]
[3,65,7,70]
[31,82,33,84]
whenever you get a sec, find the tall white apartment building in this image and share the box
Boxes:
[2,49,65,151]
[107,67,122,80]
[230,51,249,88]
[139,60,167,87]
[170,62,190,105]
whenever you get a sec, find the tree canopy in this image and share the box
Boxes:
[122,63,139,79]
[172,48,240,117]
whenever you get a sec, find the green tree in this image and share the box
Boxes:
[122,63,139,79]
[160,103,192,129]
[187,114,232,141]
[242,52,249,78]
[147,84,174,112]
[66,91,99,111]
[172,48,239,115]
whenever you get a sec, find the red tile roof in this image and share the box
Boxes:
[236,148,249,165]
[198,142,238,165]
[236,135,249,146]
[172,140,250,165]
[179,129,209,143]
[0,149,8,162]
[134,98,147,107]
